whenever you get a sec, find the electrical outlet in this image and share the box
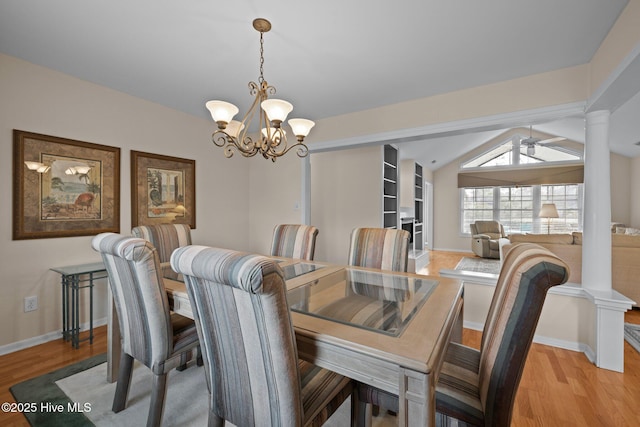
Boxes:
[24,296,38,312]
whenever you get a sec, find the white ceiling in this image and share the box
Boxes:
[1,0,638,168]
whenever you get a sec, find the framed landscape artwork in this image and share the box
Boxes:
[131,150,195,228]
[13,130,121,240]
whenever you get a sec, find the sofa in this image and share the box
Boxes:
[508,230,640,305]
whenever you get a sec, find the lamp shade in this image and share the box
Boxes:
[205,100,239,124]
[261,127,286,139]
[288,118,315,138]
[74,165,91,174]
[24,161,43,170]
[225,120,245,138]
[539,203,559,218]
[261,99,293,123]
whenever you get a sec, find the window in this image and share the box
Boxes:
[461,184,583,235]
[460,130,583,235]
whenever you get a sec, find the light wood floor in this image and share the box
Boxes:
[1,250,639,426]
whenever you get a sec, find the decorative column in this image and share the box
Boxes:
[582,110,612,290]
[582,110,632,372]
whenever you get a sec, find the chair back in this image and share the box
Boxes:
[270,224,319,260]
[170,245,304,426]
[131,223,192,263]
[478,243,569,426]
[92,233,174,371]
[132,224,192,279]
[470,221,504,238]
[348,227,410,272]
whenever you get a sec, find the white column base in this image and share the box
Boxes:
[585,289,634,372]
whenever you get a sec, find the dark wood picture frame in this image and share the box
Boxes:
[131,150,196,229]
[13,130,121,240]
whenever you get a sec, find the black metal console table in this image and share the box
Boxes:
[50,262,108,349]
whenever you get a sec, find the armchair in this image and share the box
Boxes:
[470,220,506,259]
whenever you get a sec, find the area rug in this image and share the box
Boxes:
[10,355,393,426]
[454,257,501,275]
[10,353,106,426]
[624,323,640,354]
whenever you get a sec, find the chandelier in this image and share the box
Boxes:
[205,18,315,162]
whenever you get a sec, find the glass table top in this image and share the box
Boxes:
[288,268,438,337]
[281,262,325,280]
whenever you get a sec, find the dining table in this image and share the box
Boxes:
[105,257,463,427]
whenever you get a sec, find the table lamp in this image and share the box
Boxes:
[539,203,559,234]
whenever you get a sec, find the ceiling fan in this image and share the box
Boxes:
[520,126,567,156]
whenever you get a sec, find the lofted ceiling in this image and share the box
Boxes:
[1,0,638,168]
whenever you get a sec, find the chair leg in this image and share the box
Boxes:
[176,351,189,371]
[207,398,224,427]
[112,352,134,413]
[147,372,169,427]
[356,399,373,427]
[350,387,361,427]
[196,346,204,367]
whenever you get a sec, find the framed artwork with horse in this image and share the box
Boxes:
[12,130,120,239]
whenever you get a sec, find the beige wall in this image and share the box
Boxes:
[309,65,589,145]
[0,53,251,348]
[310,145,382,264]
[590,0,640,93]
[631,156,640,228]
[247,153,305,256]
[463,282,594,352]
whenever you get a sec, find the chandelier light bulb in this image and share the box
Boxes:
[205,100,239,127]
[24,161,43,170]
[262,127,286,138]
[225,120,245,139]
[288,118,315,141]
[261,99,293,125]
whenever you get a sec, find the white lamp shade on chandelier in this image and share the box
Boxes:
[205,101,239,126]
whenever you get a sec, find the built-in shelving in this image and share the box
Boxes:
[383,145,398,229]
[414,162,423,251]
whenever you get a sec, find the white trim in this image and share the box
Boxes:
[587,40,640,113]
[0,317,107,356]
[308,102,586,154]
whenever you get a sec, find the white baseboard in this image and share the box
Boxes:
[463,320,592,357]
[0,316,107,356]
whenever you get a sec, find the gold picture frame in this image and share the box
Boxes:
[131,150,195,228]
[13,130,121,240]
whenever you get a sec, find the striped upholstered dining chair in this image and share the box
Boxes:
[132,223,192,280]
[347,227,410,272]
[170,245,357,427]
[92,233,201,427]
[270,223,319,260]
[356,243,570,426]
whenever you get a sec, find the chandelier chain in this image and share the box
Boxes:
[259,31,265,84]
